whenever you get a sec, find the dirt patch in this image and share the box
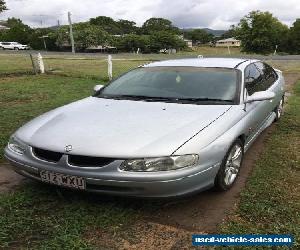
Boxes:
[0,163,27,193]
[284,73,300,87]
[86,221,200,250]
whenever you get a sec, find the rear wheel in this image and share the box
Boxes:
[0,47,3,50]
[215,139,244,191]
[274,97,284,122]
[14,47,19,50]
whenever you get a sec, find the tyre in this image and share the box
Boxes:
[0,47,3,50]
[274,97,284,122]
[215,139,244,191]
[14,47,19,50]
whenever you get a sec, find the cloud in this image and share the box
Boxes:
[1,0,299,29]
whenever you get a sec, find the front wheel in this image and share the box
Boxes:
[274,97,284,122]
[215,139,244,191]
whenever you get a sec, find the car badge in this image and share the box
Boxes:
[65,145,72,152]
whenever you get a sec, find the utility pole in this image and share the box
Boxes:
[68,11,75,54]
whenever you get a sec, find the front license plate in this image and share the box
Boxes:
[40,170,86,190]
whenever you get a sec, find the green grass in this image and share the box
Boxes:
[0,54,34,75]
[43,57,151,79]
[0,183,138,249]
[219,81,300,249]
[267,60,300,74]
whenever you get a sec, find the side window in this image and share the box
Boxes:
[244,64,263,95]
[255,62,278,90]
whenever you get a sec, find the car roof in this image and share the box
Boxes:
[144,58,257,69]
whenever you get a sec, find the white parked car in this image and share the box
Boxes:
[0,42,30,50]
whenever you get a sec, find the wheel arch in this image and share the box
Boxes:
[237,134,246,147]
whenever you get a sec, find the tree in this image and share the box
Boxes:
[29,28,59,50]
[142,18,179,34]
[90,16,121,34]
[75,24,110,50]
[0,0,7,13]
[149,31,185,52]
[235,11,289,54]
[220,25,236,39]
[55,23,111,51]
[185,29,213,44]
[1,18,32,44]
[114,34,150,52]
[117,19,137,34]
[287,19,300,54]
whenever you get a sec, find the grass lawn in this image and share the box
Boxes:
[43,58,151,79]
[0,54,34,75]
[0,185,139,249]
[219,81,300,249]
[268,60,300,74]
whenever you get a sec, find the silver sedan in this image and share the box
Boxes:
[4,58,285,197]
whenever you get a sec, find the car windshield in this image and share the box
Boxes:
[97,67,239,104]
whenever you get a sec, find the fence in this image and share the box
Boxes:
[38,53,159,80]
[2,51,297,80]
[0,52,155,79]
[0,51,206,80]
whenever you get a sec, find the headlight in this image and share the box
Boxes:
[8,136,25,155]
[120,154,199,172]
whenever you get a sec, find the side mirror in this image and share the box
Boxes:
[245,90,275,103]
[93,84,104,93]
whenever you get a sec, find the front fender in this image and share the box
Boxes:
[173,105,249,164]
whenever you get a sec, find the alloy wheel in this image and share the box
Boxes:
[223,144,243,186]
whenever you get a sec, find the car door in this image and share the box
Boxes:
[7,42,13,49]
[243,63,271,141]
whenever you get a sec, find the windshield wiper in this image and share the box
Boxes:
[99,95,177,102]
[176,97,233,103]
[99,95,233,104]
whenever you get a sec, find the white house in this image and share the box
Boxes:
[0,24,9,31]
[216,38,241,47]
[184,39,193,48]
[178,35,193,48]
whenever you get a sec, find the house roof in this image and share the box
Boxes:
[0,25,9,30]
[217,37,240,43]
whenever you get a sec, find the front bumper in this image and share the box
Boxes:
[4,146,220,198]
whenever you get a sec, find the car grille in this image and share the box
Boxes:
[32,147,63,162]
[32,147,116,167]
[68,155,116,168]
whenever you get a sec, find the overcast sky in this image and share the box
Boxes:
[1,0,299,29]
